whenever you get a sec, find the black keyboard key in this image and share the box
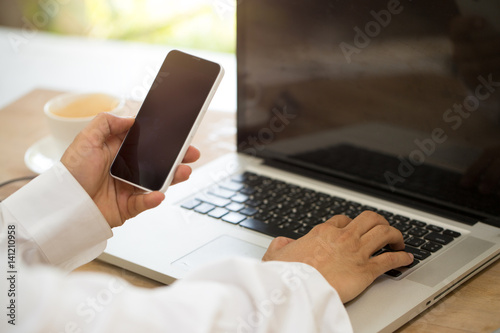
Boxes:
[426,224,444,232]
[405,236,426,248]
[410,219,427,228]
[404,246,431,260]
[385,269,402,277]
[298,217,318,228]
[343,210,358,219]
[421,242,443,253]
[181,199,201,210]
[407,227,429,237]
[268,217,283,226]
[245,199,261,207]
[377,210,394,219]
[194,203,215,214]
[346,201,362,209]
[221,212,247,224]
[405,259,420,268]
[259,203,277,213]
[240,218,299,239]
[287,212,306,222]
[295,224,313,235]
[443,229,461,238]
[208,207,229,219]
[240,207,258,216]
[279,221,302,231]
[393,215,410,222]
[254,211,273,221]
[393,223,412,233]
[330,197,346,206]
[240,187,256,195]
[424,232,453,245]
[361,205,377,212]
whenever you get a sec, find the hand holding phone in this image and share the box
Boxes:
[110,50,224,192]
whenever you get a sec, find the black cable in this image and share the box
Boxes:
[0,176,37,202]
[0,176,36,189]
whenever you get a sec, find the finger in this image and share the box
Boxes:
[182,146,201,164]
[369,251,414,278]
[104,112,135,136]
[171,165,193,185]
[324,214,352,228]
[360,224,405,257]
[262,236,295,261]
[345,211,389,236]
[126,191,165,220]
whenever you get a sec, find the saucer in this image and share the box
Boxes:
[24,136,64,174]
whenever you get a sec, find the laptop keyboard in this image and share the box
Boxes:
[180,172,462,278]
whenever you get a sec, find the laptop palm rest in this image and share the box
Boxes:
[408,237,493,287]
[172,235,267,272]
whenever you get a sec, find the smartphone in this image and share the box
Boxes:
[110,50,224,192]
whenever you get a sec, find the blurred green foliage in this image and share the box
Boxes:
[20,0,235,53]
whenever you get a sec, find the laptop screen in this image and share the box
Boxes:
[236,1,500,223]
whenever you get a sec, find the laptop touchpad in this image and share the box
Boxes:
[408,236,494,287]
[172,235,267,272]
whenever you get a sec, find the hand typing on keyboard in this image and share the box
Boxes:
[262,211,414,303]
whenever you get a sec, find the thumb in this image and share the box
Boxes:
[82,113,134,148]
[105,112,135,137]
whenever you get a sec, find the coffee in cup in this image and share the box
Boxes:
[44,92,124,154]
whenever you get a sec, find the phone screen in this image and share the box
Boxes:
[110,50,222,191]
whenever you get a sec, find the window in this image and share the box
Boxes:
[19,0,235,53]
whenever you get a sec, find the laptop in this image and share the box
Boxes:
[100,1,500,332]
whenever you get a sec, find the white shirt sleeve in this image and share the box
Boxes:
[0,163,353,333]
[1,161,112,271]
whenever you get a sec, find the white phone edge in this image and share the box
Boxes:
[111,63,225,193]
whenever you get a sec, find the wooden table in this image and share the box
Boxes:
[1,89,499,332]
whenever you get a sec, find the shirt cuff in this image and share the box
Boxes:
[3,161,112,270]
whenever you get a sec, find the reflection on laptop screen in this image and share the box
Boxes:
[237,1,500,223]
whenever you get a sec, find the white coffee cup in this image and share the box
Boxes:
[44,92,125,154]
